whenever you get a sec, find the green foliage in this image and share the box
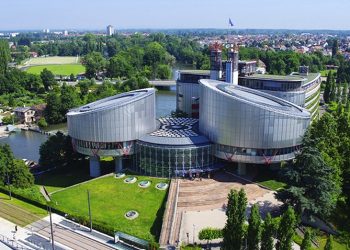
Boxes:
[40,68,56,91]
[222,188,247,250]
[39,132,78,168]
[0,39,11,75]
[300,229,312,250]
[261,213,275,250]
[0,144,34,189]
[198,227,222,247]
[1,115,16,125]
[276,206,296,250]
[324,71,333,103]
[324,235,333,250]
[247,204,261,250]
[44,91,64,124]
[37,117,48,128]
[83,52,106,78]
[277,141,341,218]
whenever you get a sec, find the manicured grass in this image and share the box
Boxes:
[35,165,92,193]
[26,64,85,76]
[24,56,79,65]
[0,193,47,226]
[257,180,286,190]
[51,175,169,241]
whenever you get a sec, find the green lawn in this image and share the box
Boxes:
[0,193,47,226]
[35,164,92,193]
[51,175,169,241]
[26,64,85,76]
[257,180,286,190]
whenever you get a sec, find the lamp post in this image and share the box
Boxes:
[40,186,54,250]
[87,190,92,232]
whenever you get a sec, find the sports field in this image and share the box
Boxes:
[51,174,169,241]
[26,64,85,76]
[24,56,80,66]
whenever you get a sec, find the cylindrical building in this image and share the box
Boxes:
[67,88,156,176]
[199,79,310,172]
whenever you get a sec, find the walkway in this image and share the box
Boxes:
[160,170,284,248]
[0,200,127,250]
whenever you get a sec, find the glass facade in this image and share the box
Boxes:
[133,142,214,178]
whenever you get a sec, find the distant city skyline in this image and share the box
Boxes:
[1,0,350,31]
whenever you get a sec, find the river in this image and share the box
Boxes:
[0,88,176,162]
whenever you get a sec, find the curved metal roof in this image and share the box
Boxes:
[200,79,310,118]
[67,88,155,115]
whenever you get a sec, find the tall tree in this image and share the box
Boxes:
[44,91,63,124]
[332,39,339,57]
[83,52,106,79]
[247,204,261,250]
[323,71,333,103]
[300,229,312,250]
[0,144,34,189]
[60,84,80,117]
[261,213,275,250]
[40,68,56,91]
[0,39,11,75]
[276,206,296,250]
[222,188,247,250]
[276,136,341,218]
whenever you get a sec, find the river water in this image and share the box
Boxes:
[0,88,176,162]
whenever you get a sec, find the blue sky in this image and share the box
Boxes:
[2,0,350,30]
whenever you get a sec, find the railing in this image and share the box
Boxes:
[168,179,180,245]
[0,233,30,250]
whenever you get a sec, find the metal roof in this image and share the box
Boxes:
[67,88,155,115]
[200,79,310,118]
[138,117,211,146]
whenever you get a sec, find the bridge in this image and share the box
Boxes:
[149,80,176,87]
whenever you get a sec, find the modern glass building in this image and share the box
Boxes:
[67,88,156,176]
[199,79,310,172]
[134,118,214,178]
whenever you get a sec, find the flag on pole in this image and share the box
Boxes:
[228,18,234,27]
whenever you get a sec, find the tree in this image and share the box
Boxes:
[247,204,261,250]
[261,213,275,250]
[198,227,222,249]
[37,117,48,128]
[330,80,337,103]
[39,132,78,167]
[60,84,80,118]
[332,39,339,57]
[157,64,171,79]
[44,91,63,124]
[222,188,247,250]
[0,144,34,189]
[323,71,333,103]
[276,206,296,250]
[300,229,312,250]
[83,52,106,78]
[107,54,132,78]
[324,235,333,250]
[40,68,56,91]
[276,138,341,218]
[0,39,11,75]
[144,42,167,79]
